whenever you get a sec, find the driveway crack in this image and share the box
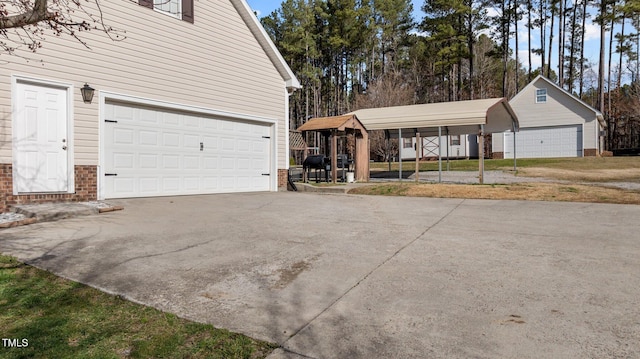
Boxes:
[281,199,466,347]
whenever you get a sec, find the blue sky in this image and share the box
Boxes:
[246,0,424,21]
[245,0,618,85]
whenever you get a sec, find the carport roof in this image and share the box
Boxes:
[350,98,518,135]
[297,114,367,133]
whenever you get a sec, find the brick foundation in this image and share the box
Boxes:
[278,169,288,191]
[0,164,97,213]
[492,152,504,159]
[584,149,597,157]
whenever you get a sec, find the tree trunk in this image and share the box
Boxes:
[558,0,565,87]
[579,0,587,97]
[540,0,546,77]
[528,0,532,81]
[598,0,607,115]
[608,16,614,116]
[548,0,555,79]
[515,0,520,92]
[568,0,578,93]
[618,16,626,89]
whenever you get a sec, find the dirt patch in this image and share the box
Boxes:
[273,261,311,289]
[349,182,640,204]
[518,167,640,182]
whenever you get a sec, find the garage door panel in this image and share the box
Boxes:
[203,156,218,170]
[163,155,180,169]
[505,125,582,159]
[184,177,199,190]
[139,178,159,193]
[139,131,158,145]
[138,109,158,124]
[113,153,134,169]
[162,112,180,126]
[183,134,200,148]
[221,138,235,151]
[104,103,272,198]
[114,178,134,194]
[163,177,180,192]
[163,133,180,147]
[183,155,200,169]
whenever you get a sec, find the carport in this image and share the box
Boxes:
[351,98,519,184]
[297,114,369,183]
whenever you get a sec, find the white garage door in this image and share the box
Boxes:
[504,125,583,159]
[103,103,272,198]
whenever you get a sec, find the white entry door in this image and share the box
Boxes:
[14,82,69,193]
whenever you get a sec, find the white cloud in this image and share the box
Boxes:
[518,49,542,70]
[583,22,600,41]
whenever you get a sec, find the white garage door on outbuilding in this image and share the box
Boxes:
[503,124,582,159]
[102,102,273,199]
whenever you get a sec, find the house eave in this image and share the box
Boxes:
[232,0,300,91]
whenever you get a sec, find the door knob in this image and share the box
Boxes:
[62,146,67,150]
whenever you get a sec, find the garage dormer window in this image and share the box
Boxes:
[155,0,181,18]
[536,88,547,103]
[139,0,194,23]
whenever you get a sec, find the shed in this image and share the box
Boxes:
[297,114,369,182]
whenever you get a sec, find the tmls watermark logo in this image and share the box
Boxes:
[2,338,29,348]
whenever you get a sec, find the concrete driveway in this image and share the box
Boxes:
[1,192,639,358]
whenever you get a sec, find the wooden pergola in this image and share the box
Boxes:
[297,114,369,183]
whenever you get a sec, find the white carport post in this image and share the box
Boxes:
[438,126,442,183]
[445,127,450,171]
[398,128,402,181]
[479,124,485,184]
[513,121,517,171]
[415,132,421,182]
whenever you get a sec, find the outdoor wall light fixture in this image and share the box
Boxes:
[81,83,95,104]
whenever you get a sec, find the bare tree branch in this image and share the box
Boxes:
[0,0,53,29]
[0,0,125,55]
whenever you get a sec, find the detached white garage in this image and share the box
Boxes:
[102,101,273,199]
[493,75,605,159]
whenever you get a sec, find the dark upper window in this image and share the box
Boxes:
[139,0,194,23]
[536,88,547,103]
[450,135,461,146]
[403,138,413,148]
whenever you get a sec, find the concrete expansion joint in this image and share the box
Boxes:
[277,347,317,359]
[281,199,466,348]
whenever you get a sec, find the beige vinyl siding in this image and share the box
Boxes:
[511,81,582,127]
[492,129,505,153]
[0,1,288,168]
[510,78,598,149]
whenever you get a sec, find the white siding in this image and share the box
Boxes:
[401,135,472,159]
[0,1,288,168]
[510,78,598,149]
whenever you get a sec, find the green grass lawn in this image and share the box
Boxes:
[369,156,640,172]
[0,255,276,359]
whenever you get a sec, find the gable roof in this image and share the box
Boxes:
[231,0,301,90]
[350,98,518,135]
[297,114,367,133]
[512,75,605,127]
